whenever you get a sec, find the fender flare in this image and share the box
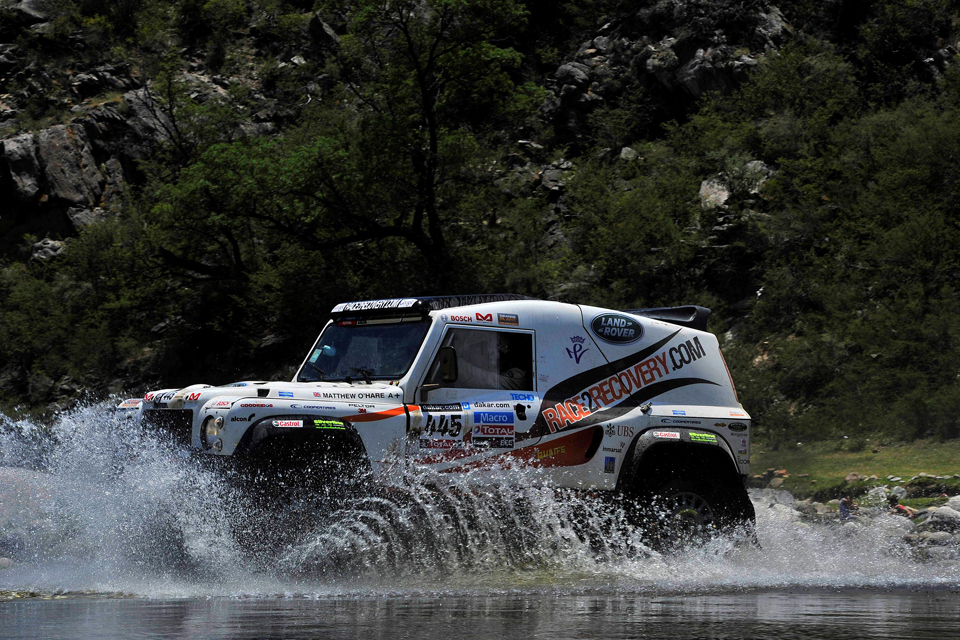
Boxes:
[617,426,740,491]
[233,414,366,458]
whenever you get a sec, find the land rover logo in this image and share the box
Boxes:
[591,313,643,344]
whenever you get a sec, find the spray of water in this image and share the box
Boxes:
[0,403,957,597]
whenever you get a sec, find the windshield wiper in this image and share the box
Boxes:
[302,361,326,380]
[350,367,374,383]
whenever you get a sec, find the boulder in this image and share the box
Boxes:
[1,132,40,203]
[36,125,104,207]
[31,237,63,260]
[921,506,960,532]
[946,495,960,511]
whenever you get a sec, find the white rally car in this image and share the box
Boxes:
[120,295,755,537]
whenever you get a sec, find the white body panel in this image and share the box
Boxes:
[127,297,750,485]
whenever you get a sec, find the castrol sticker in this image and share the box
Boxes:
[652,430,681,439]
[272,419,303,428]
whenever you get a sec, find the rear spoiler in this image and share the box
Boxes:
[621,305,711,331]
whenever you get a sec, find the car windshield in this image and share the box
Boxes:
[296,316,431,382]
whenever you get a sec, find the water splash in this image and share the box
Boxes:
[0,403,957,598]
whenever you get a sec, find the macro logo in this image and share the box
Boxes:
[475,411,514,424]
[187,392,201,402]
[475,312,493,322]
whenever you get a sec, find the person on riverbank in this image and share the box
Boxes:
[887,495,918,519]
[839,495,859,521]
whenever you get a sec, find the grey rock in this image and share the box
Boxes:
[923,506,960,531]
[31,237,63,260]
[6,0,50,25]
[891,485,908,499]
[556,62,590,88]
[0,557,13,570]
[699,178,729,209]
[37,125,104,207]
[619,146,638,161]
[1,132,40,203]
[66,206,107,230]
[946,495,960,511]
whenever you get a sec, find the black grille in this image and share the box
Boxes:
[142,409,193,446]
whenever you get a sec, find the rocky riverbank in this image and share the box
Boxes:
[753,487,960,562]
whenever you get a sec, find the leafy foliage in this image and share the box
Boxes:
[2,0,960,448]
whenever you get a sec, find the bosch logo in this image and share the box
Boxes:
[450,315,472,322]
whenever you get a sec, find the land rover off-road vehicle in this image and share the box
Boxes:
[120,294,755,539]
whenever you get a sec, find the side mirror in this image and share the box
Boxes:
[437,345,459,383]
[420,346,459,402]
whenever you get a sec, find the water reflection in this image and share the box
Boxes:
[2,590,959,640]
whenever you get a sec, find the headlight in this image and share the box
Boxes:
[202,416,224,451]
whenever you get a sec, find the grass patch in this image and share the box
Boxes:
[752,438,960,500]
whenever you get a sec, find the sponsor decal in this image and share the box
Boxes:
[535,445,566,460]
[474,411,514,424]
[660,418,702,425]
[186,392,202,402]
[602,444,624,453]
[423,413,463,437]
[273,419,303,428]
[331,298,418,313]
[591,314,643,344]
[604,456,616,474]
[278,391,294,398]
[534,330,718,437]
[160,392,175,401]
[510,393,535,401]
[472,411,515,448]
[498,313,519,326]
[419,439,465,450]
[230,414,255,422]
[472,401,511,409]
[474,425,514,437]
[652,430,681,439]
[240,403,273,408]
[730,411,746,418]
[566,336,590,364]
[144,392,155,401]
[475,312,493,322]
[728,422,748,432]
[316,392,358,399]
[441,314,448,322]
[118,399,141,409]
[714,422,727,428]
[420,403,463,412]
[605,425,615,437]
[291,404,338,410]
[314,419,346,430]
[672,409,686,416]
[450,315,472,322]
[689,432,717,443]
[213,400,233,408]
[617,425,634,438]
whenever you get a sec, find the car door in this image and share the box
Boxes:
[415,325,540,456]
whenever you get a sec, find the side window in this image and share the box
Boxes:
[426,328,533,391]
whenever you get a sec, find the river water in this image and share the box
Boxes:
[1,406,958,639]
